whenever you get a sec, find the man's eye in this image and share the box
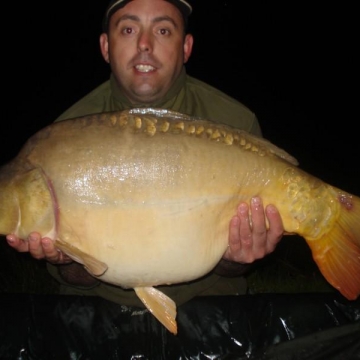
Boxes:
[159,28,170,35]
[122,27,133,34]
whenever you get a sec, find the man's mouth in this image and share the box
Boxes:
[135,64,155,73]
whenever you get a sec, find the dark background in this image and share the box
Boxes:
[2,1,359,195]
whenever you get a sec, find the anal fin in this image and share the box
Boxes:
[134,286,177,335]
[55,239,108,276]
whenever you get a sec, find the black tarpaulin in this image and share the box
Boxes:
[0,293,359,359]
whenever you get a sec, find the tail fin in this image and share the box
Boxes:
[307,192,360,300]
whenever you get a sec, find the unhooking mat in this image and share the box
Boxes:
[0,292,359,359]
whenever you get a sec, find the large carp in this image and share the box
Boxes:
[0,108,360,334]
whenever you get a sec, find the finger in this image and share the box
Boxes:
[6,234,29,252]
[264,204,284,251]
[234,202,254,262]
[223,215,241,260]
[228,215,241,248]
[250,197,267,254]
[41,238,72,264]
[41,237,63,263]
[28,232,46,259]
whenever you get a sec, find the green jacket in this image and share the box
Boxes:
[48,67,260,307]
[56,68,262,136]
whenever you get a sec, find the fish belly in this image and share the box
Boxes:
[57,199,234,288]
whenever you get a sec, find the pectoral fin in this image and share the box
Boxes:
[134,286,177,335]
[55,239,108,276]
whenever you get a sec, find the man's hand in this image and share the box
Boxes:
[223,197,283,263]
[6,233,98,287]
[6,232,72,264]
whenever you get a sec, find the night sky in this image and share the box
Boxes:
[2,1,359,196]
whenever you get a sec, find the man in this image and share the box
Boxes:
[6,0,283,307]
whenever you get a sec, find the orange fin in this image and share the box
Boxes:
[134,286,177,335]
[307,193,360,300]
[55,239,108,277]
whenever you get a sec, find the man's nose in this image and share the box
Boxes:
[138,31,153,53]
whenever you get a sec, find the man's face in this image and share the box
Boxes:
[100,0,193,104]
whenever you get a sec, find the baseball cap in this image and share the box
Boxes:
[102,0,193,31]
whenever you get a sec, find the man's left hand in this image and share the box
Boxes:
[223,197,283,263]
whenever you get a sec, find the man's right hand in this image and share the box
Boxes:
[6,232,72,265]
[6,232,99,286]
